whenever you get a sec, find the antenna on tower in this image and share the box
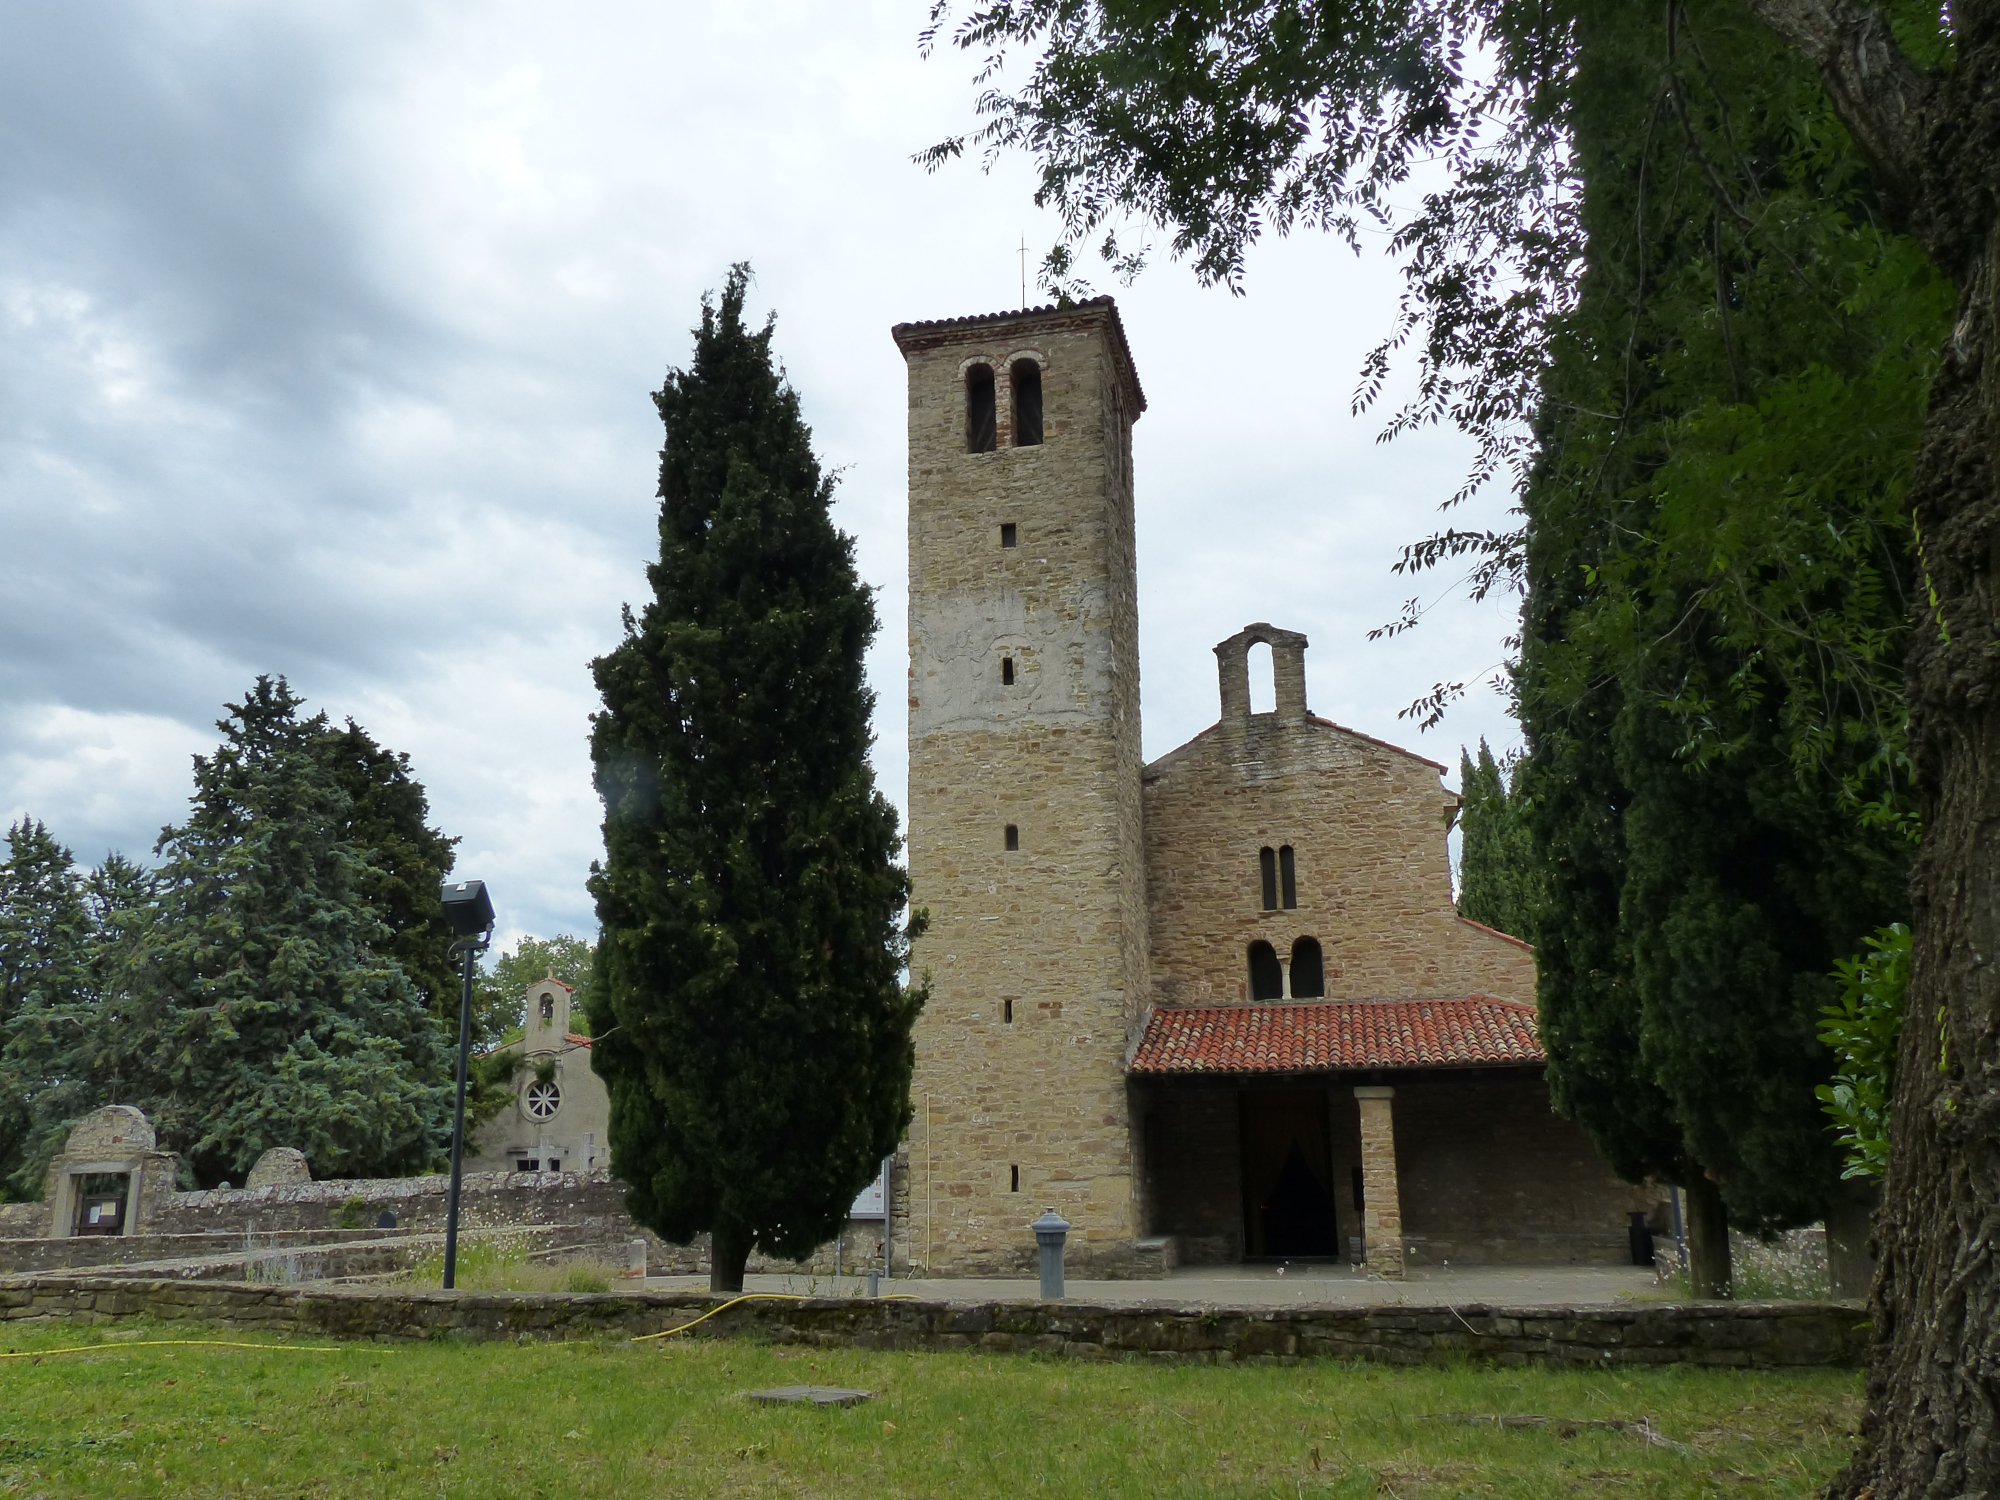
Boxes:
[1018,236,1028,308]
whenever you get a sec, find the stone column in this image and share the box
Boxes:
[1354,1085,1404,1279]
[1279,956,1293,1000]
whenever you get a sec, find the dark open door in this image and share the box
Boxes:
[1239,1088,1339,1258]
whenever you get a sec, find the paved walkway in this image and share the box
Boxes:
[639,1262,1674,1308]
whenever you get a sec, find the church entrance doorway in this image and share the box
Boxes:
[1239,1087,1339,1259]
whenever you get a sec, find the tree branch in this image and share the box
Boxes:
[1744,0,1937,236]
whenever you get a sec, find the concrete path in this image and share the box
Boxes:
[639,1262,1674,1308]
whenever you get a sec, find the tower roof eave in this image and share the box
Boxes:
[890,297,1146,415]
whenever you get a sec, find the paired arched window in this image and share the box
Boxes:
[1257,846,1299,910]
[1248,940,1284,1002]
[966,364,997,452]
[1010,359,1043,446]
[1291,937,1325,999]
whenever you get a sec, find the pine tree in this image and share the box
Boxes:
[0,821,95,1197]
[109,678,454,1185]
[589,266,923,1293]
[316,718,461,1027]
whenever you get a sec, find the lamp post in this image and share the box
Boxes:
[440,878,495,1291]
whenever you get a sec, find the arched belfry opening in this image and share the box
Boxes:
[1214,624,1312,723]
[966,364,997,452]
[1010,358,1043,446]
[1246,641,1275,713]
[1258,847,1278,911]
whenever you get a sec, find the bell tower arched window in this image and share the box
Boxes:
[1010,359,1043,446]
[966,364,996,452]
[1279,845,1298,909]
[1258,847,1278,911]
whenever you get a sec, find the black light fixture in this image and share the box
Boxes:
[439,879,495,1291]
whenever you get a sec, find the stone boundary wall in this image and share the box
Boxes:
[13,1170,902,1281]
[0,1228,402,1276]
[0,1276,1865,1369]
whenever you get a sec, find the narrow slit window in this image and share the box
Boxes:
[1248,940,1283,1002]
[1000,522,1018,548]
[1001,657,1015,685]
[1010,1164,1021,1193]
[1258,847,1278,911]
[1003,999,1014,1024]
[966,364,997,452]
[1279,845,1298,909]
[1004,824,1019,851]
[1010,359,1043,446]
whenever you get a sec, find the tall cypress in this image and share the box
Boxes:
[589,266,922,1293]
[1514,3,1936,1293]
[1455,739,1539,940]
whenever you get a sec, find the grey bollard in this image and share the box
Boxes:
[1032,1209,1071,1300]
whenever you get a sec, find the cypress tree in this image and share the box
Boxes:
[1514,4,1930,1293]
[1455,739,1539,940]
[589,266,922,1293]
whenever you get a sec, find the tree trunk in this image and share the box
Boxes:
[1824,1179,1877,1303]
[1832,222,2000,1499]
[1683,1175,1732,1299]
[709,1221,751,1295]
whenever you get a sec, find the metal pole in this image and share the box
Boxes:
[881,1152,895,1280]
[442,938,479,1290]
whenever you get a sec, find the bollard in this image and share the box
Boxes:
[628,1238,648,1279]
[865,1269,881,1299]
[1032,1209,1071,1301]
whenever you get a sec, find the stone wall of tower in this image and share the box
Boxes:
[894,303,1150,1275]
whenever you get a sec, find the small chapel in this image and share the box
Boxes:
[892,298,1652,1278]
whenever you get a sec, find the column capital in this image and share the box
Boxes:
[1353,1084,1395,1101]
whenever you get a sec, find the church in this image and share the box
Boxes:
[891,298,1651,1278]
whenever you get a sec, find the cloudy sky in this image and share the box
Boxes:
[0,1,1523,950]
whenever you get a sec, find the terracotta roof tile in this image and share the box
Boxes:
[1129,997,1542,1075]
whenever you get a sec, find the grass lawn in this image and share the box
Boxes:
[0,1320,1858,1497]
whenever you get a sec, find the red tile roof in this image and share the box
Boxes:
[1129,997,1543,1075]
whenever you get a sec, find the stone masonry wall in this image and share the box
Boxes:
[0,1274,1865,1369]
[1142,1072,1654,1270]
[1391,1071,1658,1267]
[1142,707,1536,1008]
[127,1169,898,1279]
[897,304,1151,1274]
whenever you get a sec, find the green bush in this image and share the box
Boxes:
[1816,924,1910,1180]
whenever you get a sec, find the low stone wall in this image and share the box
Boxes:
[0,1229,403,1276]
[23,1170,896,1281]
[0,1275,1865,1368]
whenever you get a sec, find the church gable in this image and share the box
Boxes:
[1142,624,1535,1009]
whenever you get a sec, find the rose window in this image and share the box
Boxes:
[524,1080,562,1121]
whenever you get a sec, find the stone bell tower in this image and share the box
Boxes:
[891,299,1150,1274]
